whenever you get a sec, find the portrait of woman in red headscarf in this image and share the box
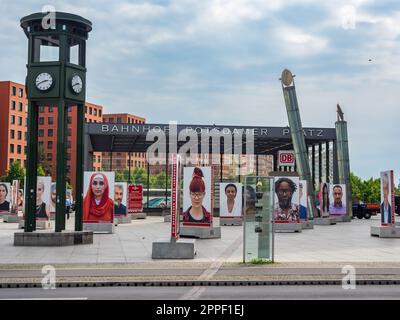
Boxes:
[83,173,114,223]
[182,167,211,226]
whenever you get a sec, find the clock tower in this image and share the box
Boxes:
[21,12,92,233]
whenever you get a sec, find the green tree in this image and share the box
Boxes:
[2,161,25,183]
[37,165,46,176]
[37,145,52,176]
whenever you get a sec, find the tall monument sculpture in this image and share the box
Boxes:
[335,104,352,217]
[280,69,317,219]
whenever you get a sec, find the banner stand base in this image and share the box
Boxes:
[18,220,51,230]
[220,217,242,226]
[314,217,336,225]
[129,213,147,220]
[83,223,114,234]
[152,238,196,259]
[274,223,302,233]
[301,220,314,229]
[114,215,132,225]
[3,215,22,223]
[371,226,400,238]
[180,226,221,239]
[332,215,352,223]
[14,231,93,246]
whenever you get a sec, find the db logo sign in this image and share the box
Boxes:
[278,151,295,167]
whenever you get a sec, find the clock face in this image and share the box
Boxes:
[35,73,53,91]
[71,75,83,94]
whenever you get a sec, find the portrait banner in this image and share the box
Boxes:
[319,182,330,218]
[83,171,115,223]
[219,183,242,218]
[36,177,51,221]
[182,166,212,227]
[114,182,128,216]
[0,182,11,213]
[380,170,394,226]
[10,180,19,214]
[299,180,308,220]
[329,184,347,216]
[128,184,143,214]
[49,182,56,213]
[273,176,300,223]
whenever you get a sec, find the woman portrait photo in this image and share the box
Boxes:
[83,172,114,223]
[243,185,256,215]
[35,179,50,220]
[0,183,10,212]
[219,183,242,217]
[18,189,24,209]
[182,167,212,225]
[320,182,330,217]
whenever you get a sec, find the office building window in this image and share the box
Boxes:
[67,116,72,124]
[48,106,53,112]
[18,102,23,111]
[18,88,23,97]
[18,117,22,125]
[10,130,14,139]
[17,145,21,154]
[39,129,44,137]
[99,110,102,117]
[10,144,14,153]
[24,132,27,141]
[48,117,53,125]
[117,117,122,123]
[10,159,14,167]
[11,101,15,110]
[10,115,15,124]
[39,106,45,112]
[48,141,53,149]
[89,107,92,115]
[109,118,114,123]
[38,141,44,147]
[47,153,52,161]
[11,86,16,96]
[94,108,97,116]
[39,117,44,125]
[48,129,53,137]
[17,131,22,140]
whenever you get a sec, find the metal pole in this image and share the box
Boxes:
[319,143,322,184]
[24,101,38,232]
[128,152,131,183]
[312,144,316,190]
[55,101,67,232]
[326,142,330,183]
[75,103,84,232]
[220,153,223,182]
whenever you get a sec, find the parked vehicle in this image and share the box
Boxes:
[352,202,379,219]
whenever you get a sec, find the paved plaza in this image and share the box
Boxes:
[0,215,399,265]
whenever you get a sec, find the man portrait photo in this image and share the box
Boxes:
[381,172,392,225]
[273,177,299,222]
[114,184,127,216]
[329,184,347,215]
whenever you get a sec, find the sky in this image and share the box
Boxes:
[0,0,399,182]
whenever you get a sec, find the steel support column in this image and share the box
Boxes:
[75,103,84,232]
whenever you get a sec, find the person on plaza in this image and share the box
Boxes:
[36,180,49,219]
[329,185,346,215]
[273,178,299,222]
[114,184,127,215]
[65,190,72,220]
[224,183,239,215]
[0,183,10,212]
[83,173,114,223]
[381,173,392,225]
[298,182,307,220]
[182,167,211,224]
[321,183,330,217]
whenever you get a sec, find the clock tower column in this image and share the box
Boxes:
[20,12,92,233]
